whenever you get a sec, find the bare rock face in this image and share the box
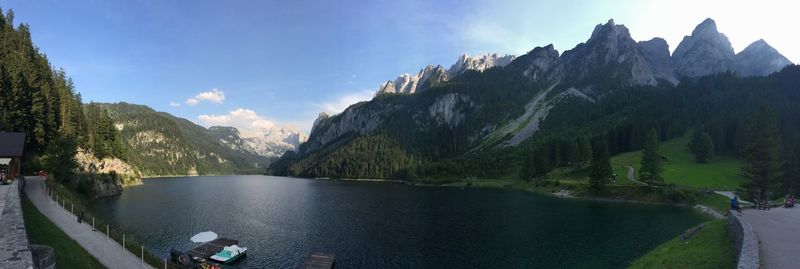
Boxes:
[428,93,473,128]
[560,19,672,86]
[376,54,516,96]
[75,149,143,197]
[447,53,516,77]
[638,37,677,84]
[377,65,448,95]
[513,44,561,83]
[672,18,736,78]
[301,102,387,154]
[733,39,792,77]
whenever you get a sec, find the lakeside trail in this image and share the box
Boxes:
[25,176,155,269]
[741,207,800,269]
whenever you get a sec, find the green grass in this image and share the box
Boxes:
[696,193,732,214]
[21,194,106,269]
[610,135,746,190]
[628,219,735,269]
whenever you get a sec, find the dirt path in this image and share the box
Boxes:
[25,176,155,269]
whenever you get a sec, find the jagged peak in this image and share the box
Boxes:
[640,37,667,45]
[692,18,719,36]
[526,44,559,57]
[589,18,631,42]
[743,39,770,50]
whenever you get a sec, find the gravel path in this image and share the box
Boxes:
[741,207,800,269]
[25,176,155,269]
[625,166,649,186]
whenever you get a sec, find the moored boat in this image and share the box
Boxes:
[209,245,248,264]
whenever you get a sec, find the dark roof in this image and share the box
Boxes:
[0,132,25,157]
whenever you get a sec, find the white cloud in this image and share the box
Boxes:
[316,90,374,115]
[198,108,277,137]
[169,101,181,107]
[185,88,225,106]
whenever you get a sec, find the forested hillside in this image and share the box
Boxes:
[98,102,269,176]
[0,8,134,196]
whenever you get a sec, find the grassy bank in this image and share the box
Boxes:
[610,135,745,190]
[21,194,106,269]
[628,219,735,269]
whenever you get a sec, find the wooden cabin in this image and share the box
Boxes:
[0,132,25,180]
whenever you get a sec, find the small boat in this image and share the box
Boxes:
[209,245,248,264]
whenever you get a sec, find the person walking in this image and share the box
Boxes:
[731,196,742,214]
[77,209,84,224]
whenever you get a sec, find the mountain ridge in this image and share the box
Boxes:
[276,18,797,180]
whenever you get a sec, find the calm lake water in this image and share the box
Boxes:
[90,176,707,268]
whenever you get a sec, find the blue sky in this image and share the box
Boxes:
[1,0,797,134]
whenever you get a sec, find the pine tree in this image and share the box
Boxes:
[639,129,663,183]
[589,136,612,190]
[741,106,783,201]
[689,129,714,163]
[783,150,799,196]
[578,136,593,167]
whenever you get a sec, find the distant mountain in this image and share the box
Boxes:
[733,39,793,77]
[376,53,516,95]
[447,53,516,77]
[673,18,792,78]
[99,102,270,176]
[209,125,306,159]
[672,18,736,78]
[275,18,798,181]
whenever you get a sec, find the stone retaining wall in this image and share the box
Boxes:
[728,211,759,269]
[0,179,35,268]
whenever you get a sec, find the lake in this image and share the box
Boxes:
[89,176,707,268]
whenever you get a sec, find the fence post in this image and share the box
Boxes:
[141,245,144,266]
[106,225,109,240]
[123,234,126,249]
[165,258,167,269]
[71,203,73,214]
[92,217,95,231]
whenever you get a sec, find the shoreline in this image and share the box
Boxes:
[304,176,723,218]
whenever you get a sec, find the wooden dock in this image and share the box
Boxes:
[303,253,335,269]
[187,238,239,260]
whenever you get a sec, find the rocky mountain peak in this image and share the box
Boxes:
[514,44,560,82]
[562,18,672,86]
[447,53,516,77]
[376,53,516,96]
[672,18,735,77]
[734,39,793,77]
[742,39,772,52]
[376,65,448,95]
[692,18,720,37]
[588,18,631,43]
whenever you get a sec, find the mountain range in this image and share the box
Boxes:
[272,18,797,180]
[98,102,305,176]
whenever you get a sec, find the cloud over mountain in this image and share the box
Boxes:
[198,108,277,137]
[186,88,225,106]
